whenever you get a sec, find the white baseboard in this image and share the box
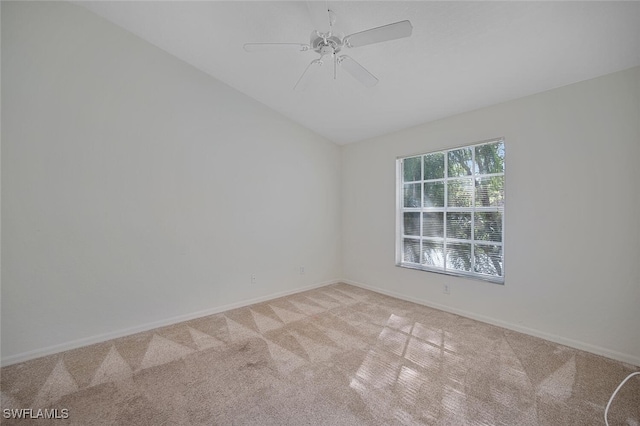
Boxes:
[1,279,340,367]
[342,279,640,367]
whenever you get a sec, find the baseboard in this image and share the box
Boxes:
[1,279,340,367]
[342,279,640,367]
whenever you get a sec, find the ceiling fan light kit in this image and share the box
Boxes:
[243,8,412,91]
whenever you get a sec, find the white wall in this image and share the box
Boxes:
[342,66,640,365]
[1,2,341,363]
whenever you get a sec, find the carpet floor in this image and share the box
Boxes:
[1,283,638,425]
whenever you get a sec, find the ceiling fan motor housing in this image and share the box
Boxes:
[311,32,343,55]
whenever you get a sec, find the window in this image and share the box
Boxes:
[396,139,505,283]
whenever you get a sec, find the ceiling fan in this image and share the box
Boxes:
[243,6,412,91]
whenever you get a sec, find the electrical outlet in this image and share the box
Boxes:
[443,283,450,295]
[251,274,256,284]
[299,266,305,275]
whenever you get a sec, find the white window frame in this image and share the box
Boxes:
[395,138,505,284]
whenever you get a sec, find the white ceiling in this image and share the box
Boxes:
[77,1,640,145]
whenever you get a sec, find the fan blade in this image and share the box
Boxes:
[243,43,310,53]
[344,20,412,48]
[339,55,378,87]
[294,59,323,91]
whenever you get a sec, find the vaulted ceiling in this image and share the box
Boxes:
[78,1,640,144]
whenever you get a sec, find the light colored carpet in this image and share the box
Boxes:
[1,283,638,425]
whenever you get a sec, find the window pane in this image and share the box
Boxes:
[403,183,421,207]
[403,239,421,263]
[423,213,444,237]
[474,244,503,276]
[475,141,505,175]
[446,212,471,240]
[448,148,473,177]
[403,212,420,236]
[475,176,504,207]
[447,178,473,207]
[423,182,444,207]
[446,243,472,271]
[424,152,444,180]
[422,241,444,268]
[475,212,502,242]
[403,157,422,182]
